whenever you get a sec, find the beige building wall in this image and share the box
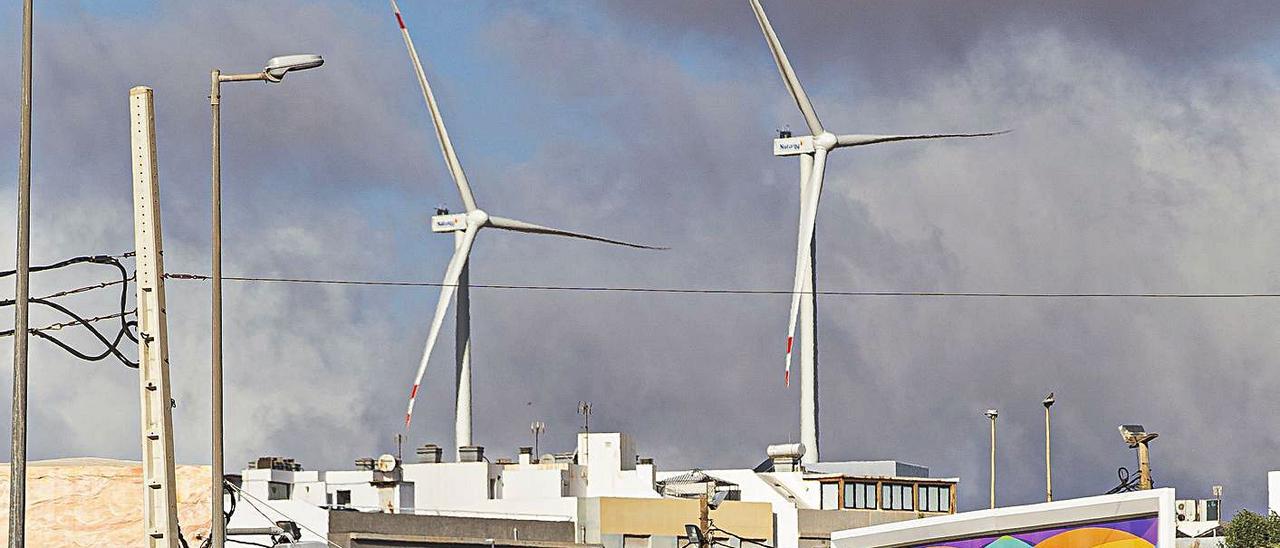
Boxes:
[597,497,773,541]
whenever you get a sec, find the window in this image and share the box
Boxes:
[267,481,291,500]
[919,485,950,512]
[623,535,650,548]
[844,482,876,509]
[1205,499,1220,521]
[882,483,912,511]
[335,490,351,506]
[821,482,839,509]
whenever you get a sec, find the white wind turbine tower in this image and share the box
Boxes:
[749,0,1005,464]
[391,0,663,457]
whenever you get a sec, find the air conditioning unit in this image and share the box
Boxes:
[1176,499,1198,522]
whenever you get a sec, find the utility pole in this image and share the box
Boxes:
[9,1,34,545]
[130,86,180,548]
[698,482,711,548]
[1043,392,1054,502]
[1136,442,1153,490]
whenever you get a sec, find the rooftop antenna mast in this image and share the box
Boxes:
[577,401,592,433]
[748,0,1006,463]
[388,1,664,460]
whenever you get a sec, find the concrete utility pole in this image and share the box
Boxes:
[984,409,998,509]
[9,1,34,545]
[130,86,181,548]
[1043,393,1055,502]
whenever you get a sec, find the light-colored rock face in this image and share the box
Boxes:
[0,458,212,547]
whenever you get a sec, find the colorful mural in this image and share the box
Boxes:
[915,515,1158,548]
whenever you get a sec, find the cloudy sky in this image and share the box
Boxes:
[2,0,1280,515]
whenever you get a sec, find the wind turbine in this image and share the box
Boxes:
[748,0,1005,464]
[391,0,663,457]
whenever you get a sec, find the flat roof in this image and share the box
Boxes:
[832,488,1175,548]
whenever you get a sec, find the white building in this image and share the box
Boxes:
[227,433,952,548]
[832,489,1176,548]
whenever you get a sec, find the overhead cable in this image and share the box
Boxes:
[0,254,139,368]
[164,273,1280,299]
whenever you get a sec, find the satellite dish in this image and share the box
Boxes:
[375,453,398,473]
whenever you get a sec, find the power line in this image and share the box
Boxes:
[0,254,139,368]
[163,273,1280,299]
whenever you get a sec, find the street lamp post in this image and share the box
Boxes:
[984,409,998,509]
[1043,392,1055,502]
[209,54,322,548]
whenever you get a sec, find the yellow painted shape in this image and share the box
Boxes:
[1035,527,1151,548]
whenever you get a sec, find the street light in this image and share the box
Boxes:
[209,53,322,548]
[984,409,998,509]
[1043,392,1055,502]
[1119,425,1158,490]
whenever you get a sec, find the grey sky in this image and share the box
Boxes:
[1,0,1279,516]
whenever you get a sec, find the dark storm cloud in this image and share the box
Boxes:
[1,0,1279,521]
[596,1,1280,92]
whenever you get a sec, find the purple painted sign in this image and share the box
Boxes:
[911,515,1158,548]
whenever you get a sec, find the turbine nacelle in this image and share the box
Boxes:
[431,209,492,233]
[772,132,837,156]
[431,212,468,232]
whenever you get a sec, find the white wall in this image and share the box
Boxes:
[1269,471,1280,516]
[578,433,659,499]
[401,461,494,509]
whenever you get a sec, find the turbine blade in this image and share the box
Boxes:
[748,0,823,135]
[488,215,667,250]
[835,130,1009,148]
[403,225,479,429]
[391,0,479,212]
[784,149,828,385]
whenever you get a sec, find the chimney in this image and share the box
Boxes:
[417,444,443,464]
[459,445,485,463]
[518,446,533,465]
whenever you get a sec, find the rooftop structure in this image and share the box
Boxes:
[228,432,953,548]
[831,489,1175,548]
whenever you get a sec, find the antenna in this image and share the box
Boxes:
[530,421,546,457]
[577,401,592,433]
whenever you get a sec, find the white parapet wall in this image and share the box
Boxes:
[832,488,1176,548]
[1269,471,1280,516]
